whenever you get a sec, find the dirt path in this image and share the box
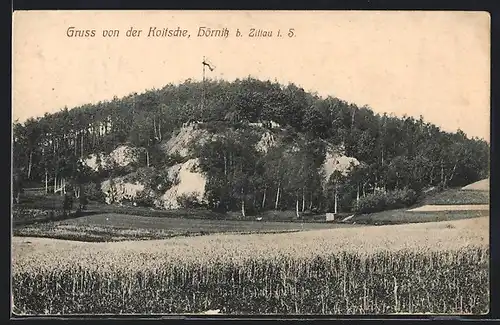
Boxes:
[408,204,489,212]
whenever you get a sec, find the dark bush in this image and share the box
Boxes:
[353,188,417,214]
[165,152,187,167]
[124,167,174,194]
[84,182,106,203]
[176,193,202,209]
[134,190,156,208]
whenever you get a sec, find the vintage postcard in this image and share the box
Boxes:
[11,10,490,316]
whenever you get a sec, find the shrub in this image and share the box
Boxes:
[134,189,156,208]
[177,192,202,209]
[353,188,417,214]
[84,182,105,203]
[165,152,186,166]
[124,167,174,194]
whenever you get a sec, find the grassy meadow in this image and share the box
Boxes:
[13,213,360,242]
[351,209,489,225]
[12,216,489,315]
[419,189,489,206]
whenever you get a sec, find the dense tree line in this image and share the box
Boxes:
[190,125,327,216]
[12,77,489,214]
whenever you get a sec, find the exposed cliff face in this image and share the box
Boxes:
[98,124,210,207]
[255,130,277,154]
[159,159,207,209]
[249,121,280,154]
[160,122,280,157]
[322,153,359,183]
[100,158,207,209]
[84,145,138,171]
[160,123,210,158]
[100,177,145,204]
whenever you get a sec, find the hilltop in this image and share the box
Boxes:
[12,77,490,217]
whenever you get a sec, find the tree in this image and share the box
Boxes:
[12,168,24,204]
[347,162,370,204]
[78,192,88,211]
[194,127,262,215]
[127,112,155,167]
[262,143,288,211]
[74,159,94,198]
[62,193,73,217]
[23,118,44,180]
[327,170,345,214]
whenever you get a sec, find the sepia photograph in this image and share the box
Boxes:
[11,10,490,316]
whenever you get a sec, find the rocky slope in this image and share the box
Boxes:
[84,145,139,171]
[97,122,359,209]
[158,159,206,209]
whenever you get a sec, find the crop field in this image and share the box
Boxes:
[13,213,360,242]
[12,217,489,315]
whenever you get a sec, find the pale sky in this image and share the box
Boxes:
[12,11,490,141]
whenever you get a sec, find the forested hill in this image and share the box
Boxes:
[12,77,489,214]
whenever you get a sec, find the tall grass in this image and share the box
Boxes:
[13,247,488,315]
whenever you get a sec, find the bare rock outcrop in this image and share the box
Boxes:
[100,177,145,204]
[84,145,139,171]
[159,159,207,209]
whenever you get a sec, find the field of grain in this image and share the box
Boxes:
[12,217,489,315]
